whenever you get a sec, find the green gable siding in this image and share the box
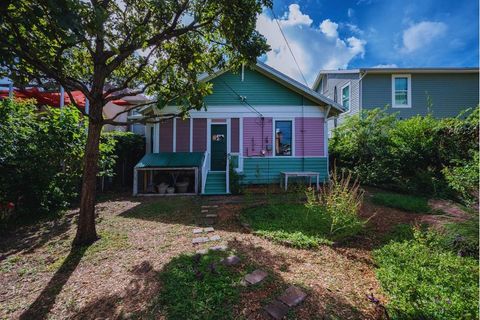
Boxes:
[204,68,317,106]
[241,157,328,184]
[362,73,479,118]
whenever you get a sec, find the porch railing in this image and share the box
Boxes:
[225,153,230,194]
[201,151,209,194]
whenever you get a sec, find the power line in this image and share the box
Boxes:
[218,77,264,117]
[270,7,309,87]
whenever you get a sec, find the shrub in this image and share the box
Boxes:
[442,150,479,205]
[371,192,431,213]
[308,170,366,239]
[374,228,479,320]
[0,99,120,224]
[443,213,479,259]
[101,131,144,190]
[330,107,479,198]
[0,99,86,219]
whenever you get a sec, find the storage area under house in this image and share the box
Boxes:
[133,152,204,195]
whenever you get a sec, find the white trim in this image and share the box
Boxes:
[272,118,295,157]
[189,118,193,152]
[239,117,244,171]
[340,82,351,113]
[153,122,160,153]
[324,117,329,181]
[391,74,412,108]
[206,119,211,170]
[172,118,177,152]
[156,105,327,118]
[226,118,231,154]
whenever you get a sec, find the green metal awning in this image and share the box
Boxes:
[135,152,205,168]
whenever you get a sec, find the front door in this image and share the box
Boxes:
[210,124,227,171]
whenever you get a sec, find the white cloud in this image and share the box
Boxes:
[372,64,398,68]
[347,8,355,18]
[320,19,339,38]
[282,4,312,26]
[256,5,367,85]
[401,21,447,53]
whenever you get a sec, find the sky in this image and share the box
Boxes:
[256,0,479,86]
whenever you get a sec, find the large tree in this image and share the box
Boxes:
[0,0,270,245]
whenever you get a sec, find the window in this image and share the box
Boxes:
[275,120,292,156]
[392,74,411,108]
[341,83,350,111]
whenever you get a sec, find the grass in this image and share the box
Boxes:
[374,227,479,319]
[242,203,334,248]
[149,251,244,320]
[371,192,431,213]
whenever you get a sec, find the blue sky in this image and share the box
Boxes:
[256,0,479,85]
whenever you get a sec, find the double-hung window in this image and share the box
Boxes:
[341,83,350,112]
[274,120,292,156]
[392,74,411,108]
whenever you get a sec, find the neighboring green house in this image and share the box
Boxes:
[312,67,479,134]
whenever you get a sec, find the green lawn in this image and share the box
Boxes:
[371,192,431,213]
[149,251,244,319]
[242,204,335,248]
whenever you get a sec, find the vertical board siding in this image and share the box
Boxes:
[159,119,173,152]
[243,117,273,156]
[192,118,207,152]
[242,157,328,184]
[176,119,190,152]
[231,118,240,153]
[295,117,324,156]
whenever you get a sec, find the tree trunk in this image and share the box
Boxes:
[74,112,103,246]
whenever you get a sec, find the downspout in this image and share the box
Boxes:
[325,105,331,179]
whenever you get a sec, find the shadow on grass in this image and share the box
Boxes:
[19,245,89,320]
[0,211,74,260]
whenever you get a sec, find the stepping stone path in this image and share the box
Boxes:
[192,204,223,246]
[264,286,307,319]
[264,300,290,320]
[244,269,268,285]
[191,202,307,319]
[221,255,241,266]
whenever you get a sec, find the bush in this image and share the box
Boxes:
[0,99,86,219]
[442,150,479,205]
[0,99,119,224]
[101,131,144,190]
[371,192,431,213]
[309,170,366,239]
[374,228,479,320]
[330,107,479,199]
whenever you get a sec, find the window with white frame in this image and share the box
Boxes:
[341,83,350,111]
[392,74,411,108]
[275,120,292,156]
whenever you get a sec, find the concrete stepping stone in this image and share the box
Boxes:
[195,249,208,255]
[244,269,268,285]
[193,227,215,234]
[221,255,241,266]
[209,235,221,241]
[201,209,209,213]
[264,300,289,320]
[201,205,218,209]
[192,237,209,244]
[278,286,307,307]
[205,213,217,218]
[209,245,228,251]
